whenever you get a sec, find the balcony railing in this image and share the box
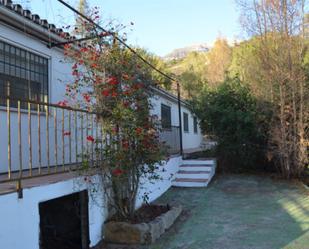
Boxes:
[0,96,182,188]
[159,126,181,155]
[0,96,101,184]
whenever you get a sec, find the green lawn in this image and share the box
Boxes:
[147,174,309,249]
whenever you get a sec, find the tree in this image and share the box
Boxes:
[167,51,208,98]
[237,0,309,178]
[206,37,232,87]
[73,0,91,37]
[228,38,268,99]
[193,77,271,172]
[132,48,173,89]
[64,15,165,221]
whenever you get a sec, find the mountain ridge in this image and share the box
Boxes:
[163,43,209,61]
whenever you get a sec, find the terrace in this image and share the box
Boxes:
[0,97,183,196]
[99,174,309,249]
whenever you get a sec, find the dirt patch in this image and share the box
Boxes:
[131,204,170,224]
[108,204,170,224]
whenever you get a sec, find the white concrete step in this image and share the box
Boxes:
[179,164,213,172]
[172,178,209,187]
[182,159,216,165]
[175,170,211,179]
[172,159,216,188]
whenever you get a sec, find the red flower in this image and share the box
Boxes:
[90,63,98,69]
[123,90,131,96]
[108,76,118,85]
[122,74,130,80]
[86,135,95,142]
[100,31,109,37]
[95,76,102,84]
[122,139,129,150]
[72,63,78,70]
[102,89,109,97]
[111,91,118,97]
[57,100,68,107]
[133,83,144,90]
[123,101,130,108]
[80,47,88,53]
[112,126,119,134]
[72,70,78,76]
[135,127,143,135]
[64,44,71,49]
[112,168,124,177]
[63,131,71,136]
[83,94,91,103]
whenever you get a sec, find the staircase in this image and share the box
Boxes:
[172,159,216,187]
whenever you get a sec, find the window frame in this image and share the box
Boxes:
[161,103,172,130]
[193,116,198,134]
[183,112,189,133]
[0,39,49,109]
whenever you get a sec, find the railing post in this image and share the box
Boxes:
[54,107,58,172]
[62,109,65,171]
[18,100,23,179]
[28,102,33,176]
[38,104,42,174]
[46,105,50,173]
[7,98,11,179]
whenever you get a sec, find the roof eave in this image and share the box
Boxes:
[0,4,67,46]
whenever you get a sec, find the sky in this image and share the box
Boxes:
[15,0,241,56]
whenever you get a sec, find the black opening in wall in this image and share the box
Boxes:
[39,191,89,249]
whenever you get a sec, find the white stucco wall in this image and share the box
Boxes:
[0,156,181,249]
[0,22,72,104]
[151,94,203,150]
[0,12,204,249]
[0,22,78,173]
[0,22,203,174]
[0,176,105,249]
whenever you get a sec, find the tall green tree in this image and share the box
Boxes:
[193,77,271,172]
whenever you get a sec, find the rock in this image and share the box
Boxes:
[103,205,182,245]
[104,222,142,244]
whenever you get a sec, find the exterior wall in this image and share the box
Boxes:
[0,21,203,174]
[0,22,72,104]
[0,156,181,249]
[151,94,203,150]
[0,22,77,173]
[0,11,204,249]
[0,177,105,249]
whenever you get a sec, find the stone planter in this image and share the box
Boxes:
[104,205,182,244]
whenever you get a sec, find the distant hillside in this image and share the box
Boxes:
[163,43,209,61]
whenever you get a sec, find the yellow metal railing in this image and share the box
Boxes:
[0,96,100,184]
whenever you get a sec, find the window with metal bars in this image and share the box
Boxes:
[0,40,48,108]
[193,116,198,134]
[161,103,172,129]
[183,112,189,132]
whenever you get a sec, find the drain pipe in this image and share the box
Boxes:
[177,82,183,156]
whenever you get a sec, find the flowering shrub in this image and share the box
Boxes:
[63,10,165,220]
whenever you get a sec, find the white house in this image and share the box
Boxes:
[0,1,213,249]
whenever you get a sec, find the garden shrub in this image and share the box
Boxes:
[193,77,272,172]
